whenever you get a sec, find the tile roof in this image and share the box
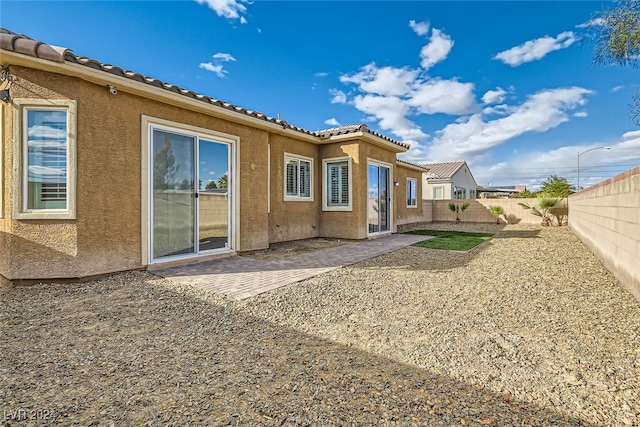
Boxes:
[0,28,409,150]
[315,124,410,149]
[422,161,467,179]
[396,159,429,171]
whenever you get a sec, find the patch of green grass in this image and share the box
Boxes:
[407,229,494,251]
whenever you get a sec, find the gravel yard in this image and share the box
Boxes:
[2,224,639,426]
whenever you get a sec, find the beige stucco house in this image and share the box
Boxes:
[422,161,478,200]
[0,28,427,284]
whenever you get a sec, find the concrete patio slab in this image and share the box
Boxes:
[153,234,430,300]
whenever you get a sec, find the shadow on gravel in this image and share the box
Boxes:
[0,272,593,426]
[493,229,541,239]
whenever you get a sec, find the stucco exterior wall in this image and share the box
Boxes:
[318,142,364,239]
[1,66,271,281]
[394,165,424,226]
[569,167,640,300]
[268,134,320,244]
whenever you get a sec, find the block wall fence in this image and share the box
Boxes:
[568,167,640,301]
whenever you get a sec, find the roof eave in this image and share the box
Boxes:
[326,131,408,153]
[397,161,429,172]
[1,51,322,143]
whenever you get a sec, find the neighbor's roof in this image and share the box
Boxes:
[422,161,467,179]
[0,28,409,150]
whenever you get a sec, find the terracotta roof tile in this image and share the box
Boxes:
[0,29,67,63]
[316,124,410,149]
[1,27,408,149]
[397,159,429,171]
[422,161,467,179]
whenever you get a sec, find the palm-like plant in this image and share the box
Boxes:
[518,198,561,226]
[489,205,505,224]
[448,202,470,223]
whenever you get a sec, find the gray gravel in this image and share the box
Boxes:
[2,224,639,426]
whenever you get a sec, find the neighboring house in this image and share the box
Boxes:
[0,28,428,284]
[422,161,478,200]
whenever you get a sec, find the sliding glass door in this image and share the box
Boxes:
[152,129,196,258]
[150,127,231,262]
[368,162,391,235]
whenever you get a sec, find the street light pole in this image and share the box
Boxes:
[577,146,611,191]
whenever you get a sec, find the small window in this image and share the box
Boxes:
[454,186,466,199]
[14,99,77,219]
[434,186,444,199]
[323,157,352,211]
[406,178,417,208]
[284,153,313,201]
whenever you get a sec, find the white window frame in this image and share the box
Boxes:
[141,115,240,265]
[284,153,313,201]
[406,178,417,208]
[322,156,352,211]
[13,99,77,220]
[434,186,444,200]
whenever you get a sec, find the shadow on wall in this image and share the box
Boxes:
[0,231,78,284]
[0,272,597,426]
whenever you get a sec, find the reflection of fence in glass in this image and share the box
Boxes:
[199,192,228,238]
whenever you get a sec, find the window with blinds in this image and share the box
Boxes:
[284,154,313,200]
[15,99,77,220]
[322,157,351,211]
[406,178,417,207]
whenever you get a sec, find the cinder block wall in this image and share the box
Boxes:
[430,199,544,224]
[569,167,640,301]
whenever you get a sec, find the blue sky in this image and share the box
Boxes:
[2,0,638,189]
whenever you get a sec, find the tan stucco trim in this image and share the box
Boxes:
[325,132,407,154]
[322,156,353,212]
[1,51,321,144]
[140,115,240,265]
[12,98,77,220]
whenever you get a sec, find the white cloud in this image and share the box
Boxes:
[199,62,227,77]
[408,78,476,115]
[493,31,576,66]
[353,94,427,141]
[428,87,593,162]
[212,52,236,62]
[576,18,603,29]
[420,28,454,70]
[315,72,329,78]
[340,63,419,97]
[573,111,588,118]
[324,118,340,126]
[612,85,625,92]
[409,20,430,36]
[482,87,508,104]
[474,130,640,188]
[330,89,347,104]
[194,0,248,21]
